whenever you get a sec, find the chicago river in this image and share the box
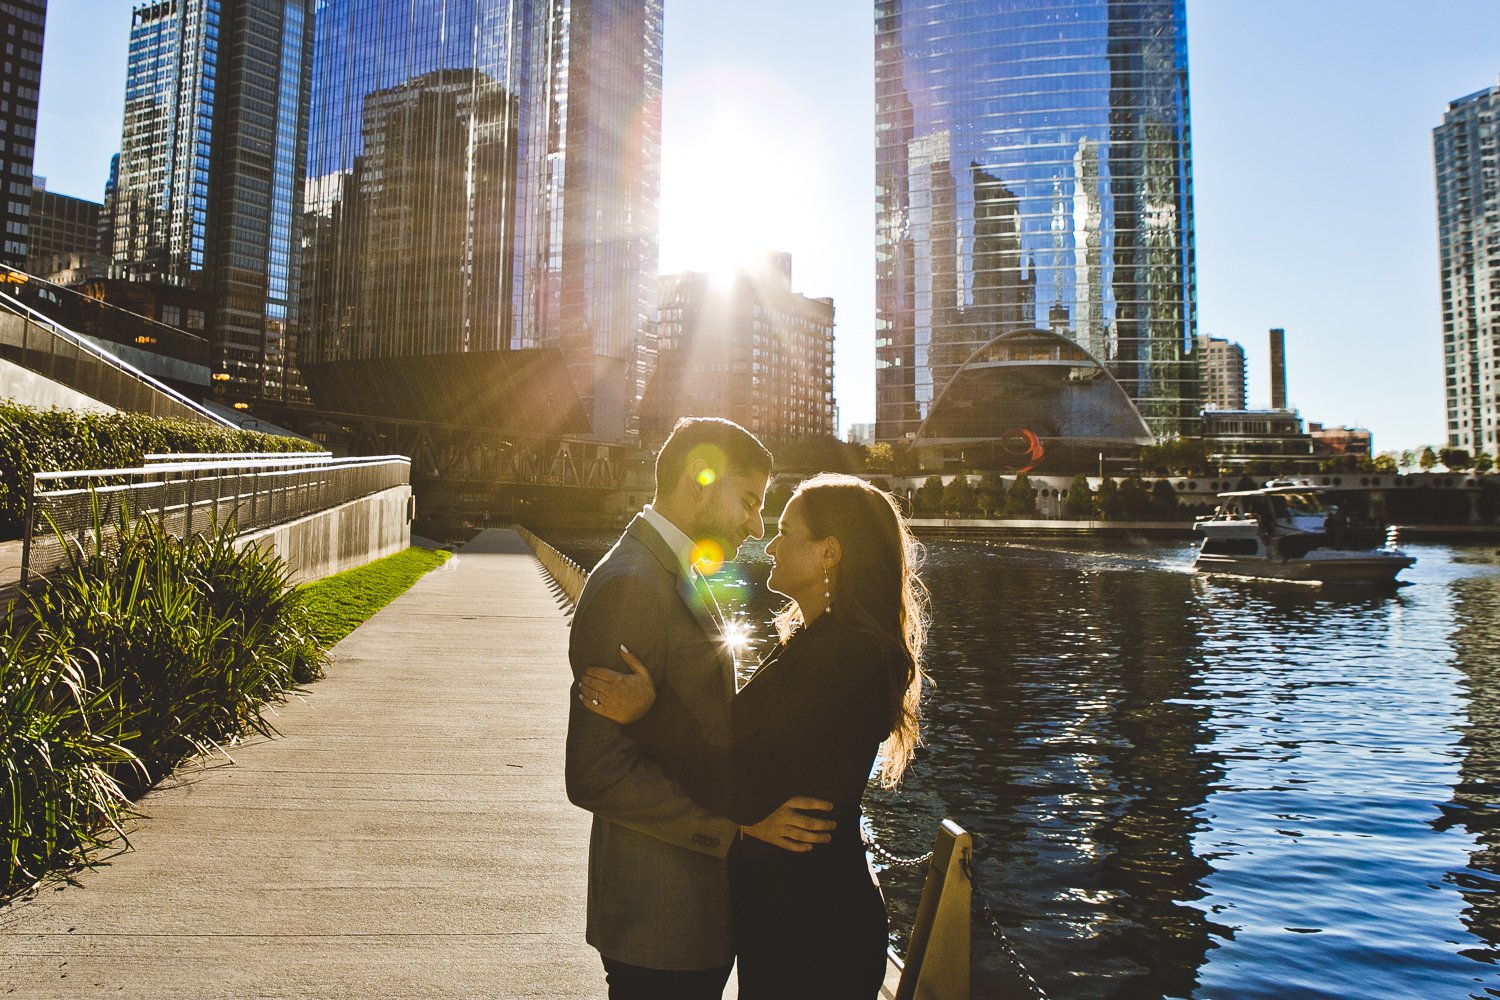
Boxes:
[546,532,1500,1000]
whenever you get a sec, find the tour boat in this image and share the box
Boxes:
[1193,481,1416,585]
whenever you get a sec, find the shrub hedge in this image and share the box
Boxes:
[0,402,318,539]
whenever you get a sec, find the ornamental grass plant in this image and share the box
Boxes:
[2,503,326,894]
[1,621,138,895]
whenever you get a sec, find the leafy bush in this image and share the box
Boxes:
[914,475,945,515]
[1,620,139,895]
[22,508,325,799]
[2,509,450,898]
[1063,474,1095,519]
[0,402,317,539]
[942,474,976,516]
[1003,473,1038,518]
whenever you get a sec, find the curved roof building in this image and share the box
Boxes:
[913,327,1153,470]
[875,0,1199,442]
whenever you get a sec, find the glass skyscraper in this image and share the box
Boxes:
[301,0,663,440]
[1435,82,1500,460]
[110,0,313,404]
[875,0,1198,442]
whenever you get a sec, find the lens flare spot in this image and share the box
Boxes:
[721,616,753,655]
[692,539,725,576]
[697,467,717,487]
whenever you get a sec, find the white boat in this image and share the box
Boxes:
[1193,480,1415,585]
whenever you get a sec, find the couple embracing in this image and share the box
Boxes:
[565,417,929,1000]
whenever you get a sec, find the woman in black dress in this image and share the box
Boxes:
[582,473,929,999]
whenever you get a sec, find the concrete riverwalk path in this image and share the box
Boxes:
[0,529,606,998]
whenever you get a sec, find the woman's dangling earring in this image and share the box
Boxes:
[824,572,832,613]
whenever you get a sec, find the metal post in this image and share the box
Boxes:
[19,472,35,590]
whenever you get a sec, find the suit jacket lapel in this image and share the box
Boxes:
[625,515,721,639]
[624,516,737,697]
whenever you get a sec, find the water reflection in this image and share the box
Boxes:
[546,532,1500,999]
[1443,551,1500,963]
[890,543,1225,1000]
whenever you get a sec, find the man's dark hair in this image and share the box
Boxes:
[654,417,773,494]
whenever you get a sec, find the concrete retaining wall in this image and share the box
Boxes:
[1,357,117,414]
[235,484,413,584]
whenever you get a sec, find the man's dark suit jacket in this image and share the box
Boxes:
[565,515,740,971]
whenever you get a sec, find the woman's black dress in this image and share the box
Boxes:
[630,611,895,999]
[728,612,894,999]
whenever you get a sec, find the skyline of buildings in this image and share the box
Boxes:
[7,4,1495,461]
[300,0,664,441]
[1435,80,1500,461]
[874,0,1200,445]
[645,251,835,443]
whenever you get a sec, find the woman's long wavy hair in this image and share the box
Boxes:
[773,473,930,787]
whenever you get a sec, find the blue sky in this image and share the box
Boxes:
[35,1,1500,453]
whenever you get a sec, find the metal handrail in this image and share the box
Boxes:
[143,451,334,464]
[35,454,401,482]
[0,290,232,427]
[22,454,411,586]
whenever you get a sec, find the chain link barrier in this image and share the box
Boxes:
[866,827,1049,999]
[862,832,934,868]
[962,839,1050,1000]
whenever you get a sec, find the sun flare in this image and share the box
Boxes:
[658,69,828,275]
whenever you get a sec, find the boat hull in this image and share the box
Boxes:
[1193,551,1415,585]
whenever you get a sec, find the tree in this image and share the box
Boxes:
[1116,476,1152,520]
[1372,451,1399,474]
[1439,447,1474,471]
[1148,479,1180,520]
[1419,446,1438,471]
[1398,449,1417,471]
[1476,451,1495,474]
[1003,473,1037,518]
[1138,437,1211,476]
[942,474,977,516]
[1062,473,1095,519]
[975,473,1006,517]
[915,475,945,515]
[771,435,866,474]
[1096,476,1121,520]
[865,442,895,472]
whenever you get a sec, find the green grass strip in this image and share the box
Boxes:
[300,546,452,648]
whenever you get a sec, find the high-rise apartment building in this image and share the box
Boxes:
[109,0,313,405]
[645,252,835,442]
[0,1,45,269]
[875,0,1198,442]
[27,179,100,277]
[1196,335,1245,411]
[1435,82,1500,459]
[301,0,663,441]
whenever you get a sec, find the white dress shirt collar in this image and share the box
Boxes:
[640,505,698,579]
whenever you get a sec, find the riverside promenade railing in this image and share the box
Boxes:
[21,453,411,587]
[0,290,231,427]
[515,525,588,603]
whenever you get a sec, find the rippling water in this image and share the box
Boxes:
[543,530,1500,999]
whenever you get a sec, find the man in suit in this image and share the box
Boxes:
[566,417,835,999]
